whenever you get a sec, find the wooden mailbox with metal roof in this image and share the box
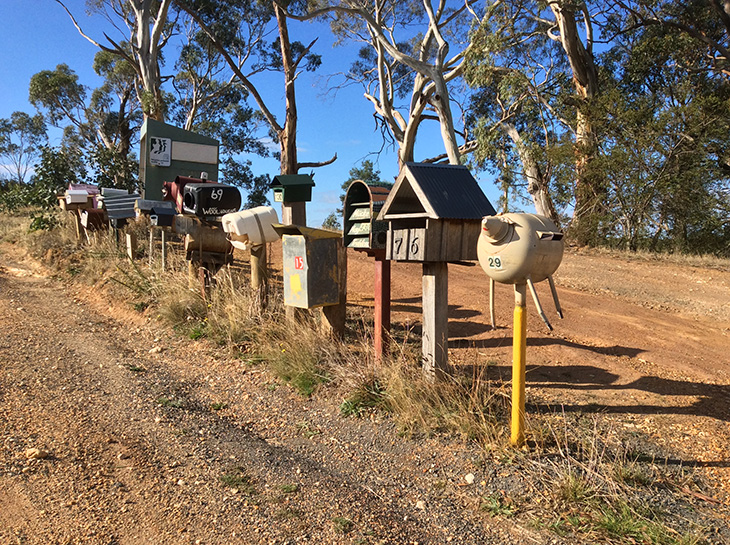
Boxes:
[377,162,497,380]
[378,163,496,263]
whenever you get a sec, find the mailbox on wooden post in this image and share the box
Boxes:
[270,174,314,226]
[175,214,233,297]
[477,213,564,447]
[221,206,280,305]
[344,181,392,360]
[273,224,346,338]
[378,163,497,379]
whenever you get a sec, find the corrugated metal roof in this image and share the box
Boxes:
[403,163,496,220]
[271,174,315,187]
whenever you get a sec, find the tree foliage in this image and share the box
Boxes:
[0,112,48,184]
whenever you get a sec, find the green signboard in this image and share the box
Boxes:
[139,119,220,200]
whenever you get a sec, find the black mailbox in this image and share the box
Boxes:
[182,183,241,220]
[151,206,176,227]
[344,181,390,253]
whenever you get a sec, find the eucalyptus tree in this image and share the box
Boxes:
[0,112,48,184]
[593,12,730,255]
[538,0,603,243]
[294,0,488,167]
[176,0,336,176]
[170,20,271,203]
[465,0,572,224]
[608,0,730,80]
[29,58,141,189]
[54,0,176,121]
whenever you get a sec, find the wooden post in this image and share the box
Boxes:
[149,229,155,268]
[126,233,137,260]
[422,261,449,380]
[161,229,167,271]
[250,244,268,307]
[374,256,391,362]
[73,211,83,243]
[321,239,347,339]
[282,201,306,226]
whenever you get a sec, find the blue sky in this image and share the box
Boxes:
[0,0,503,226]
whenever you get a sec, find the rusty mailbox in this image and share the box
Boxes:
[344,180,392,360]
[378,163,497,262]
[273,224,343,309]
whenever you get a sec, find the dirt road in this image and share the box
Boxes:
[0,250,528,544]
[1,242,730,544]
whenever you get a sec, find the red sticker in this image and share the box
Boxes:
[294,256,304,270]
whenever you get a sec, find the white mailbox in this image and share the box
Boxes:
[221,206,280,250]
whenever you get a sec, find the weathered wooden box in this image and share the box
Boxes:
[377,163,496,263]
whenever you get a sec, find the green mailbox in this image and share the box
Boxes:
[270,175,315,203]
[139,119,220,200]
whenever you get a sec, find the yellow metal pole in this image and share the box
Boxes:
[511,283,527,447]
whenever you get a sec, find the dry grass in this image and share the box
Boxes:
[572,245,730,272]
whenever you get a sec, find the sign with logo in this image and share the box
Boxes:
[149,137,172,167]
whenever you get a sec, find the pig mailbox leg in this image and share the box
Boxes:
[526,277,553,331]
[547,275,563,319]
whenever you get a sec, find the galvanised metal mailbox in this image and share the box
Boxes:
[139,119,219,200]
[377,163,496,263]
[343,181,390,253]
[182,183,241,220]
[273,224,343,309]
[270,174,315,203]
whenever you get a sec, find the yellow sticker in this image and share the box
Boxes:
[289,273,302,295]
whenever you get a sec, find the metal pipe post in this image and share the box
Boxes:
[489,277,496,330]
[511,283,527,447]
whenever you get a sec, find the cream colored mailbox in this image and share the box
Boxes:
[476,212,564,447]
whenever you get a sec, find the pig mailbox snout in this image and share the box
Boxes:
[182,183,241,220]
[477,213,564,285]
